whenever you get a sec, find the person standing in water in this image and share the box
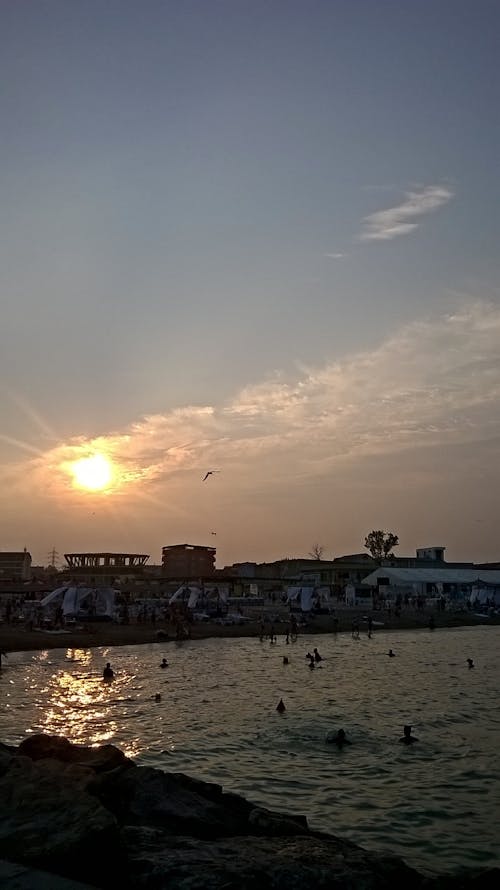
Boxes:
[399,725,418,745]
[103,662,114,680]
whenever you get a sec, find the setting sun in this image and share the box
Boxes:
[70,454,114,491]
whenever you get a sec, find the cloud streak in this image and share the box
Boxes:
[5,300,498,507]
[358,185,454,242]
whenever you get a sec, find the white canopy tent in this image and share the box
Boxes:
[40,586,116,619]
[169,585,229,607]
[286,586,315,611]
[362,567,500,598]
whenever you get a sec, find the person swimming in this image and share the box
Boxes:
[276,698,286,713]
[160,658,169,668]
[387,649,396,657]
[326,728,351,748]
[467,658,474,668]
[154,693,162,702]
[313,648,322,662]
[102,662,114,680]
[283,656,289,665]
[399,725,418,745]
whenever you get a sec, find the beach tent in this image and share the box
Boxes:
[170,585,197,604]
[362,567,500,597]
[469,581,500,606]
[40,586,116,619]
[286,586,315,611]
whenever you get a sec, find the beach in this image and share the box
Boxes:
[1,607,496,655]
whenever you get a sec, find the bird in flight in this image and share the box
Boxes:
[202,470,219,481]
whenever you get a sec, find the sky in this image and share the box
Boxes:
[1,0,499,569]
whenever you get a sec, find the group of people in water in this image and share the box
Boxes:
[99,633,476,754]
[273,642,478,748]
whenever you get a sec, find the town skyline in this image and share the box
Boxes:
[1,2,499,567]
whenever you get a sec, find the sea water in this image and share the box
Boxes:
[1,625,499,876]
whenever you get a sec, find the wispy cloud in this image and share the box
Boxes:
[358,184,454,242]
[3,300,500,562]
[5,300,499,507]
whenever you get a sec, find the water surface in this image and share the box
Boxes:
[1,626,499,876]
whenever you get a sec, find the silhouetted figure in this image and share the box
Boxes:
[428,615,435,630]
[154,693,162,702]
[0,650,7,669]
[313,647,322,662]
[399,725,418,745]
[283,656,289,665]
[387,649,396,657]
[276,698,286,713]
[161,658,169,668]
[467,658,474,669]
[103,662,114,681]
[326,728,351,748]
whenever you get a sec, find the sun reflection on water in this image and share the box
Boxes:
[36,663,123,745]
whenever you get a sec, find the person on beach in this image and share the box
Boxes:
[0,650,7,669]
[103,662,114,680]
[326,728,351,748]
[399,725,418,745]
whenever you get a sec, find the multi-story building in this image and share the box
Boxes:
[0,549,32,583]
[161,544,216,579]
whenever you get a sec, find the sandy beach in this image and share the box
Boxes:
[1,608,497,656]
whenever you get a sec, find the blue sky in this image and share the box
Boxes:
[1,1,499,567]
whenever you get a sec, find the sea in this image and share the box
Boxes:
[1,625,499,877]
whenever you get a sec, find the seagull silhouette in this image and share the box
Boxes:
[202,470,219,481]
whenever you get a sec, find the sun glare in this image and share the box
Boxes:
[70,454,114,491]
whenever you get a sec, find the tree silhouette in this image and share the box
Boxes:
[308,544,325,560]
[364,530,399,562]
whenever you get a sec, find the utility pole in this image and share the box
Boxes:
[47,547,59,568]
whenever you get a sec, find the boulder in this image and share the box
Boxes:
[0,734,498,890]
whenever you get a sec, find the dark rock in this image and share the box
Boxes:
[0,755,120,885]
[0,859,101,889]
[1,735,498,890]
[18,734,132,773]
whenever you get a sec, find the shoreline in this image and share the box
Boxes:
[1,609,497,656]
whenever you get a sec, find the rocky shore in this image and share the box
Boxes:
[0,734,498,889]
[1,608,496,656]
